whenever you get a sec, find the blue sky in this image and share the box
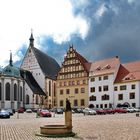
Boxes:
[0,0,139,67]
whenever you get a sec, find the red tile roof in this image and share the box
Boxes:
[89,57,120,76]
[75,50,91,72]
[114,61,140,83]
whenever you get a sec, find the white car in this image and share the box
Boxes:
[132,107,140,112]
[83,108,96,115]
[124,107,139,113]
[126,107,135,113]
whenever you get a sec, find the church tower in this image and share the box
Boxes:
[20,32,60,109]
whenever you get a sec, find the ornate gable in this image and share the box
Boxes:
[57,45,89,80]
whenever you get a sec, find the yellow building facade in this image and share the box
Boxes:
[56,46,90,109]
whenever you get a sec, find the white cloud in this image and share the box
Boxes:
[95,4,107,22]
[128,0,135,4]
[0,0,88,66]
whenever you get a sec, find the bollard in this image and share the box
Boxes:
[36,112,38,118]
[136,113,139,117]
[17,112,19,119]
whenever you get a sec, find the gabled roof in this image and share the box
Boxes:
[32,47,60,80]
[20,69,46,96]
[89,57,120,76]
[114,61,140,83]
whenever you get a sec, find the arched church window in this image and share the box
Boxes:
[14,84,17,101]
[5,83,10,100]
[0,83,1,100]
[20,86,22,101]
[26,94,29,104]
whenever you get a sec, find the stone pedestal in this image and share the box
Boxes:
[65,111,72,129]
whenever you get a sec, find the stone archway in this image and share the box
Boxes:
[89,104,94,108]
[123,102,130,107]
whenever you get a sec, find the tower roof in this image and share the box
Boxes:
[2,51,20,77]
[29,30,34,47]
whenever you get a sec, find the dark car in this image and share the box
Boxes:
[0,110,10,118]
[51,108,64,114]
[39,109,52,117]
[56,108,63,114]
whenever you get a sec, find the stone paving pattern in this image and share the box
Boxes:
[0,112,140,140]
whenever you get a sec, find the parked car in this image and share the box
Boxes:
[114,108,127,113]
[122,107,134,113]
[133,107,140,112]
[95,109,106,115]
[51,108,64,114]
[32,108,38,112]
[18,108,24,113]
[104,108,115,114]
[5,109,14,115]
[56,108,64,114]
[39,109,52,117]
[26,109,32,113]
[73,108,83,113]
[0,110,10,118]
[83,108,96,115]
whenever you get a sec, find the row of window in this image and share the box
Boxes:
[60,99,85,107]
[89,94,109,101]
[59,72,87,79]
[90,85,109,92]
[118,92,135,100]
[114,84,135,91]
[90,75,108,82]
[90,84,136,93]
[25,95,39,105]
[92,103,136,109]
[60,88,85,95]
[0,83,23,101]
[61,65,84,73]
[89,92,135,102]
[94,103,112,109]
[58,80,87,87]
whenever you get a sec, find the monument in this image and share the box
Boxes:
[36,98,75,137]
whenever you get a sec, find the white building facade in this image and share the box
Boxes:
[89,57,120,109]
[89,58,140,109]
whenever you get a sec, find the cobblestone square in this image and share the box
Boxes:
[0,112,140,140]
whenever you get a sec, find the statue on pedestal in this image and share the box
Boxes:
[66,98,71,111]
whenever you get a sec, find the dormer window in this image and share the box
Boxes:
[105,64,111,69]
[96,66,101,70]
[125,77,130,80]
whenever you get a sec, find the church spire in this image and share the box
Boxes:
[9,50,13,66]
[29,29,34,47]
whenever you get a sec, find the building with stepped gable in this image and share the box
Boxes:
[56,45,91,109]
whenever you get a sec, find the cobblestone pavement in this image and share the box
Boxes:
[0,112,140,140]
